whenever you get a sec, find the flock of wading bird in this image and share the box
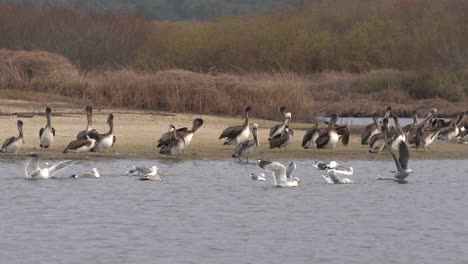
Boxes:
[1,105,467,184]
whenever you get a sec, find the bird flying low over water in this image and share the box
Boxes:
[24,154,75,180]
[257,160,301,187]
[377,118,413,184]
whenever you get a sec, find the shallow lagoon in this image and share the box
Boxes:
[0,159,467,264]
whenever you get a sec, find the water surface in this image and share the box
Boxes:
[1,159,467,264]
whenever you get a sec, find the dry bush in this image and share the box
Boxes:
[0,49,83,95]
[0,50,465,120]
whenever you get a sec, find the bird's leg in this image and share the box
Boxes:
[246,156,249,163]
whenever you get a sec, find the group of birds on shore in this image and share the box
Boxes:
[2,104,467,185]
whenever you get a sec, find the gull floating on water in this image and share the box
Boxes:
[24,154,75,180]
[257,160,301,187]
[128,166,164,181]
[250,172,266,181]
[71,168,100,178]
[315,161,354,184]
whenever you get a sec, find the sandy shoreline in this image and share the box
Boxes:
[0,100,467,161]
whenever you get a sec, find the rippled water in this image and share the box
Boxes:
[1,159,467,264]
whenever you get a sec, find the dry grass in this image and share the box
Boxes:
[0,50,466,122]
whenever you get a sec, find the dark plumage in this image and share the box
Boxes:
[157,118,203,148]
[77,105,97,140]
[39,107,55,148]
[159,125,186,156]
[219,106,251,145]
[1,120,24,156]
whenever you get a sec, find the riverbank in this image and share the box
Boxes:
[0,100,467,161]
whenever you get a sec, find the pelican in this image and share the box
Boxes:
[257,160,301,187]
[232,123,259,162]
[388,113,406,152]
[269,126,294,151]
[302,121,323,150]
[415,119,444,151]
[444,113,466,143]
[402,110,418,135]
[76,105,97,140]
[321,161,354,184]
[24,154,75,180]
[219,105,251,145]
[71,168,100,178]
[368,113,386,154]
[128,166,164,181]
[315,114,339,151]
[1,120,24,156]
[250,172,266,181]
[157,118,203,150]
[159,125,185,156]
[408,108,437,145]
[63,134,96,157]
[39,107,55,148]
[361,107,391,145]
[89,113,116,155]
[269,108,291,140]
[377,118,413,183]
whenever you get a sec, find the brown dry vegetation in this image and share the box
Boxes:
[0,2,467,118]
[0,49,467,120]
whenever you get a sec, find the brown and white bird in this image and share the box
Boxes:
[315,114,340,151]
[269,126,294,151]
[89,113,116,155]
[157,118,203,150]
[219,106,251,145]
[159,125,185,156]
[269,106,290,140]
[361,107,391,145]
[302,120,324,150]
[1,120,24,156]
[63,134,96,157]
[76,105,97,140]
[232,123,259,162]
[39,107,55,148]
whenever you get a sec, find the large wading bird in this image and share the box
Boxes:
[219,106,251,145]
[39,107,55,148]
[1,120,24,156]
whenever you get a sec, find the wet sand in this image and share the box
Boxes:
[0,99,467,161]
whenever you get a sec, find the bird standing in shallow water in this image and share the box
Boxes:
[232,123,259,163]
